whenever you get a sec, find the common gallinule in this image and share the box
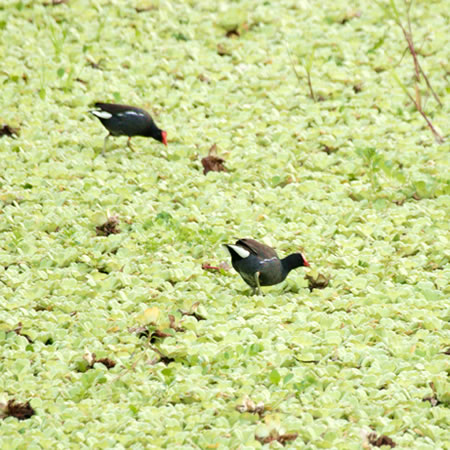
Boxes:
[225,239,309,294]
[90,102,167,154]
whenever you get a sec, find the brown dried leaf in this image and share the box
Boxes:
[306,273,330,291]
[95,358,116,369]
[201,155,227,174]
[201,144,227,175]
[367,432,396,448]
[0,124,19,137]
[256,430,298,446]
[83,350,116,370]
[168,314,185,332]
[152,329,172,339]
[96,215,120,236]
[1,400,35,420]
[236,396,265,416]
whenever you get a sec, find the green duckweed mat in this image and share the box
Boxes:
[0,0,449,448]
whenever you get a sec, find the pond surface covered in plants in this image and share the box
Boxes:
[0,0,448,447]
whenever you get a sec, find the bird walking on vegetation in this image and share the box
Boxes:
[90,102,167,154]
[224,239,309,295]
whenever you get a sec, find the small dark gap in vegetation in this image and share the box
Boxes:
[173,32,188,41]
[149,346,175,365]
[353,82,363,93]
[226,28,240,38]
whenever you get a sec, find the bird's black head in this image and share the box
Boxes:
[146,125,167,146]
[283,253,310,271]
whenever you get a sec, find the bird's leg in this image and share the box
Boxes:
[102,134,110,156]
[254,272,262,295]
[127,136,134,151]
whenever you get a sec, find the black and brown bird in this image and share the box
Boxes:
[224,239,309,294]
[90,102,167,154]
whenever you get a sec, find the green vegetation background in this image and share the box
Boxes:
[0,0,448,448]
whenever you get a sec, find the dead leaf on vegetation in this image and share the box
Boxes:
[0,124,19,137]
[201,144,227,175]
[96,215,120,236]
[306,273,330,291]
[83,350,116,370]
[255,430,298,446]
[236,396,265,416]
[0,400,35,420]
[368,432,396,448]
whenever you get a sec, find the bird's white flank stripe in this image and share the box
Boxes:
[123,111,145,117]
[228,245,250,259]
[91,110,112,119]
[259,256,277,265]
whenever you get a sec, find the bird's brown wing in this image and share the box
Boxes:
[236,239,278,259]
